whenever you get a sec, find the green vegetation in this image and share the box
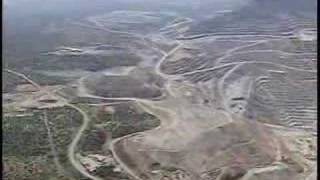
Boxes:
[3,111,49,157]
[3,156,59,180]
[92,165,129,180]
[162,166,180,172]
[28,72,73,86]
[84,74,163,99]
[79,127,108,153]
[11,53,141,73]
[92,104,160,138]
[77,103,160,154]
[46,107,82,153]
[3,107,85,180]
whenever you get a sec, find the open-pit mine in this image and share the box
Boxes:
[3,0,317,179]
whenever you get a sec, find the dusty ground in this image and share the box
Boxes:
[3,0,317,180]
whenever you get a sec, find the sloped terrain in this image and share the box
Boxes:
[3,0,317,179]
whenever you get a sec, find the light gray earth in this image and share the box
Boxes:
[3,0,317,179]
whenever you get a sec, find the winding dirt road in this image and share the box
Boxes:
[4,69,102,180]
[4,10,316,179]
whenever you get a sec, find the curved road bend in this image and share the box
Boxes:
[4,69,102,180]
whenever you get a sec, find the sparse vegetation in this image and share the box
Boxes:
[78,103,160,154]
[3,107,85,180]
[3,0,316,179]
[3,71,28,93]
[92,165,130,180]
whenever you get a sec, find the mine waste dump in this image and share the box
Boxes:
[3,0,317,180]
